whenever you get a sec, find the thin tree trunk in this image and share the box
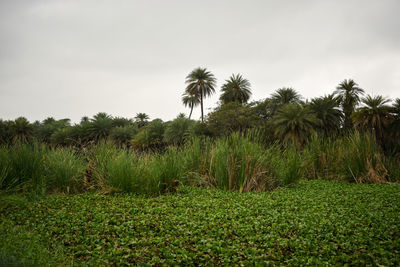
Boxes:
[201,94,204,122]
[189,105,193,120]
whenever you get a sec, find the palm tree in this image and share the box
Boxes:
[334,79,365,131]
[309,94,343,135]
[89,113,114,141]
[93,112,112,120]
[271,88,301,106]
[185,67,217,122]
[273,103,320,149]
[110,125,138,147]
[163,116,194,145]
[80,116,90,124]
[182,92,200,120]
[220,74,251,105]
[392,98,400,118]
[135,113,150,128]
[270,87,302,114]
[389,98,400,146]
[11,117,33,143]
[352,95,393,143]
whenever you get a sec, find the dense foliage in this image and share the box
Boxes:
[1,181,399,265]
[0,132,398,196]
[0,73,399,195]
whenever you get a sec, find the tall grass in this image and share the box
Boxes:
[0,132,398,196]
[340,132,389,183]
[302,132,393,183]
[0,143,46,192]
[206,133,301,192]
[208,133,270,191]
[90,142,185,195]
[43,148,87,193]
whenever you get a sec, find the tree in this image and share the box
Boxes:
[135,113,150,128]
[163,116,194,145]
[273,103,320,149]
[131,119,165,149]
[388,98,400,152]
[50,125,81,146]
[220,74,251,105]
[35,118,71,143]
[110,125,138,147]
[182,92,200,120]
[309,94,343,135]
[0,119,13,144]
[249,99,275,121]
[185,67,217,122]
[11,117,33,143]
[270,87,302,115]
[352,95,393,143]
[271,87,301,106]
[206,102,260,137]
[334,79,365,131]
[112,117,134,128]
[88,113,114,141]
[80,116,90,124]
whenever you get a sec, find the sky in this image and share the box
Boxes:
[0,0,399,123]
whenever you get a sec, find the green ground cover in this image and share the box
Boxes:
[1,180,399,266]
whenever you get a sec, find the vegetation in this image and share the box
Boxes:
[184,67,217,122]
[334,79,365,131]
[1,181,399,265]
[0,74,399,194]
[1,70,399,265]
[220,74,252,105]
[182,92,200,120]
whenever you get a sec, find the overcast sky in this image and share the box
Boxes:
[0,0,399,123]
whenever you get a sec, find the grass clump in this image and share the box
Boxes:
[43,148,87,193]
[0,143,47,193]
[209,133,273,191]
[302,132,394,183]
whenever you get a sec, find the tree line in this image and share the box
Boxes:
[1,67,399,154]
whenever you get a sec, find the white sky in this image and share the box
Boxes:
[0,0,399,123]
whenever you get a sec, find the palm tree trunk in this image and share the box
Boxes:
[189,105,193,120]
[200,94,204,122]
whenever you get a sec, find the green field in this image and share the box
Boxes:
[1,180,399,266]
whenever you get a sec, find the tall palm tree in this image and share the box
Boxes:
[309,94,343,135]
[135,113,150,128]
[334,79,364,131]
[220,74,251,105]
[185,67,217,122]
[182,92,200,120]
[273,103,320,149]
[352,95,393,143]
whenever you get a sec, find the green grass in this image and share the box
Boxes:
[1,132,398,195]
[1,181,399,265]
